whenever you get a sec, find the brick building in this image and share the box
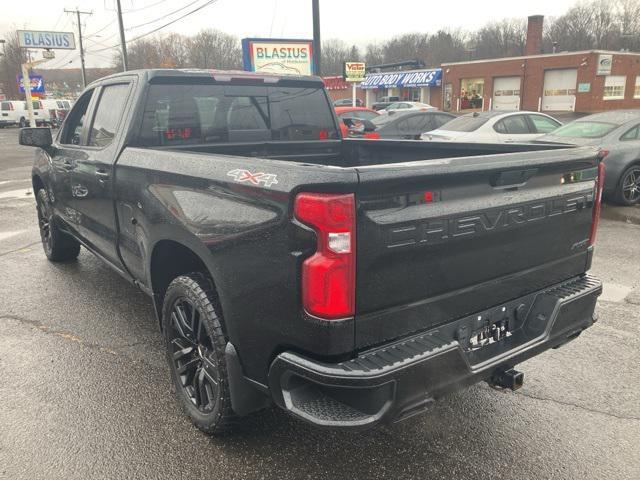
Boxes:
[347,15,640,114]
[441,49,640,114]
[323,76,367,105]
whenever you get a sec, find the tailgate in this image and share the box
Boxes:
[354,146,600,349]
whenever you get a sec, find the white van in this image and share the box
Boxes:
[26,99,50,126]
[0,101,26,127]
[42,99,73,126]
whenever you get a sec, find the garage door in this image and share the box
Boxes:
[542,69,577,111]
[492,77,521,110]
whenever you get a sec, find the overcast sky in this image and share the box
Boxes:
[1,0,578,68]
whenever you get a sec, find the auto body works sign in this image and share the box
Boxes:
[360,69,442,89]
[242,38,314,75]
[18,30,76,50]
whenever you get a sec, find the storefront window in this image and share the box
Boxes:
[460,78,484,110]
[603,75,626,100]
[635,76,640,99]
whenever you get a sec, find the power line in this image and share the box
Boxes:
[85,21,115,39]
[90,0,218,53]
[52,11,65,31]
[123,0,170,13]
[126,0,202,31]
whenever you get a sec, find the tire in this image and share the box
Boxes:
[19,117,26,128]
[162,273,238,434]
[35,188,81,261]
[613,164,640,206]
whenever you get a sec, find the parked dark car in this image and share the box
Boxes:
[365,110,456,139]
[333,98,364,107]
[537,110,640,205]
[20,69,603,435]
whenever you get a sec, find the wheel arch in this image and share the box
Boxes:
[32,174,45,194]
[148,239,223,331]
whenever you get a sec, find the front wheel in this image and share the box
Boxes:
[35,188,80,261]
[162,273,238,434]
[613,165,640,206]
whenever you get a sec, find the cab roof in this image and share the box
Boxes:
[91,68,324,87]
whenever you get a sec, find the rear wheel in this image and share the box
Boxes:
[19,117,26,128]
[613,165,640,206]
[162,273,238,434]
[35,188,80,261]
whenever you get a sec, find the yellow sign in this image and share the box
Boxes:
[344,62,366,82]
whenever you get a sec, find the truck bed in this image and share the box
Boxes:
[144,138,573,167]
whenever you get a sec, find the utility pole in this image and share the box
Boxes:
[65,8,91,88]
[312,0,321,76]
[115,0,128,71]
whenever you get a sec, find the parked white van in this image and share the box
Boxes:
[0,101,25,127]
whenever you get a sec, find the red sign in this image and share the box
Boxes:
[323,76,350,90]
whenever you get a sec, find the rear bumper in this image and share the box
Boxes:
[268,274,602,429]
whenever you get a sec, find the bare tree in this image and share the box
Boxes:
[473,19,526,59]
[157,33,190,68]
[365,43,384,66]
[425,30,468,65]
[322,39,349,75]
[0,31,28,98]
[187,29,241,70]
[382,33,429,65]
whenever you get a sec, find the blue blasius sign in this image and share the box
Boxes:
[17,31,76,50]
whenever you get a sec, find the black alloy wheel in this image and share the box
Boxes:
[36,190,53,256]
[35,188,80,261]
[162,274,237,434]
[168,296,220,413]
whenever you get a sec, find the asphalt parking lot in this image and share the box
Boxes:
[0,127,639,480]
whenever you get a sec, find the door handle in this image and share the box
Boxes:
[95,169,110,181]
[62,160,75,171]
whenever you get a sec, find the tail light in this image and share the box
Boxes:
[589,161,606,246]
[294,193,355,319]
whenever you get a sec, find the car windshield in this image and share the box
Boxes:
[439,115,490,132]
[551,121,619,139]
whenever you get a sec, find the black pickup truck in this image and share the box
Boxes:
[20,69,604,434]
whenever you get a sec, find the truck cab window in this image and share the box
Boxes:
[60,90,94,145]
[136,82,339,147]
[88,84,130,148]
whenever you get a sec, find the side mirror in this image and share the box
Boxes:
[19,127,52,148]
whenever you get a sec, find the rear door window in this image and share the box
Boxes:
[494,115,530,134]
[60,89,94,145]
[137,82,338,147]
[88,83,131,148]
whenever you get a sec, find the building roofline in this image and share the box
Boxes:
[441,50,640,67]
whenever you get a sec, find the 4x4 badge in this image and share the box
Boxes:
[227,169,278,188]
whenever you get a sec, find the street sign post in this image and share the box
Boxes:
[343,62,366,107]
[17,30,75,126]
[17,30,76,50]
